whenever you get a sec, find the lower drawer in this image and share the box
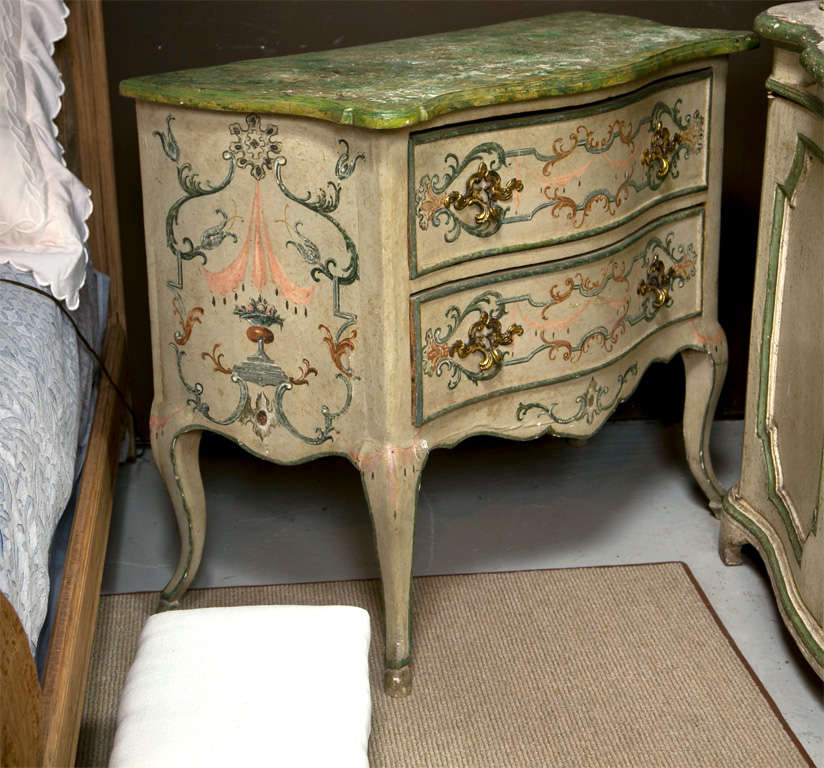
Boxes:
[411,206,704,425]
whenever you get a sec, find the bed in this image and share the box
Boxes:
[0,1,129,765]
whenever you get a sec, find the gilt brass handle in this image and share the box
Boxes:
[450,311,524,371]
[641,121,681,179]
[445,162,524,226]
[637,257,676,308]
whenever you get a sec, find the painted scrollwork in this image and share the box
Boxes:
[422,226,696,390]
[155,112,366,446]
[335,139,365,180]
[515,363,639,427]
[415,142,511,240]
[153,116,237,291]
[415,89,705,242]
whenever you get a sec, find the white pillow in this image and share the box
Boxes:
[109,605,373,768]
[0,0,92,310]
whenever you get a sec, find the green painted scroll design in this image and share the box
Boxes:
[232,370,353,445]
[421,230,696,390]
[272,149,360,350]
[415,98,703,243]
[153,114,179,162]
[171,343,251,426]
[515,362,638,426]
[153,116,238,291]
[155,113,364,444]
[756,132,824,563]
[335,139,365,180]
[416,142,511,240]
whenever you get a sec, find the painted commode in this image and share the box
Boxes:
[121,13,756,696]
[721,1,824,682]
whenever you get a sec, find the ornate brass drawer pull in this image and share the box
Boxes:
[450,311,523,371]
[445,162,524,226]
[641,121,681,179]
[637,257,676,308]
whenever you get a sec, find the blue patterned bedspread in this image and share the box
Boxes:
[0,262,106,653]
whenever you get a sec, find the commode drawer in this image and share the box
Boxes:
[409,70,710,278]
[411,207,704,425]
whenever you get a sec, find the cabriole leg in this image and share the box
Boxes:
[359,446,424,697]
[681,332,728,516]
[151,426,206,608]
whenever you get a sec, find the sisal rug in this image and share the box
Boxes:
[77,563,812,767]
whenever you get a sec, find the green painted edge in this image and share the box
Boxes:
[121,36,756,129]
[813,434,824,537]
[756,132,824,564]
[698,344,725,500]
[413,69,711,145]
[408,70,712,278]
[755,9,824,84]
[723,495,824,668]
[410,186,707,279]
[766,77,824,118]
[412,206,705,426]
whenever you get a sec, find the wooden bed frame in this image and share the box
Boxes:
[0,1,130,765]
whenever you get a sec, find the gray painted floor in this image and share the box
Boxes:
[103,419,823,763]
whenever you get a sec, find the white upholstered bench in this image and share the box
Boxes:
[108,605,372,767]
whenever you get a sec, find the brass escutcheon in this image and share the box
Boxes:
[450,311,524,371]
[637,257,676,308]
[641,121,681,179]
[445,162,523,226]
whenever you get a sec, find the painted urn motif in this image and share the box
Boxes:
[233,295,283,361]
[232,295,289,387]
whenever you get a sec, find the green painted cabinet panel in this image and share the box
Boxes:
[722,1,824,683]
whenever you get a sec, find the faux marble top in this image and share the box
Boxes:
[756,2,824,83]
[120,12,756,129]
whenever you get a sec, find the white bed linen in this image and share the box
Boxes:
[0,261,106,652]
[0,0,92,310]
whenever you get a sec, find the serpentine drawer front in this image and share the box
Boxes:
[122,12,756,697]
[411,71,711,277]
[413,208,704,425]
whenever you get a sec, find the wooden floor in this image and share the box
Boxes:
[103,419,823,763]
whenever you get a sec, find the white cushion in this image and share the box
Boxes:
[109,605,372,768]
[0,0,92,310]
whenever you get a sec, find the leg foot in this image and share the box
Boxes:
[359,444,426,697]
[151,423,206,605]
[384,665,412,697]
[682,332,728,515]
[719,507,748,566]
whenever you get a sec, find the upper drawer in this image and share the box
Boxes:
[409,69,711,278]
[411,206,704,426]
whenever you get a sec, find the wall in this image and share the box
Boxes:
[103,0,775,441]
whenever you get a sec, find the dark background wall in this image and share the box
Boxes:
[103,0,775,443]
